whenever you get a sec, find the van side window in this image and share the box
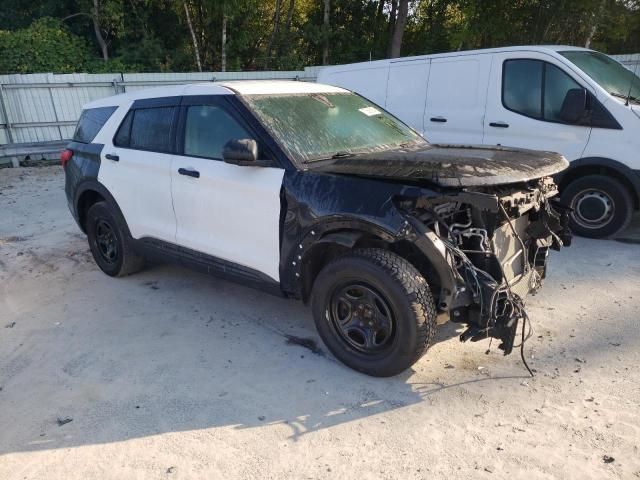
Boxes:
[503,59,584,125]
[183,105,254,160]
[544,63,582,122]
[503,60,543,118]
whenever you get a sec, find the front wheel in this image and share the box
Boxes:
[562,175,634,238]
[311,249,436,377]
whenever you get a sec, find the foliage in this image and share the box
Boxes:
[0,0,639,74]
[0,17,92,74]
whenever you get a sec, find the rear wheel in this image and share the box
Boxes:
[562,175,634,238]
[86,201,144,277]
[311,248,436,377]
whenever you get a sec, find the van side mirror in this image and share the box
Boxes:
[222,139,258,166]
[559,88,587,124]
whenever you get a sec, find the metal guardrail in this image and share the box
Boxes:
[0,140,67,167]
[0,70,318,146]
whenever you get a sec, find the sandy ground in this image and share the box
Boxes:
[1,166,639,480]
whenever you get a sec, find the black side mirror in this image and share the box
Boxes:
[222,139,258,166]
[559,88,587,124]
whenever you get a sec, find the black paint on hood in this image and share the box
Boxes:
[306,144,569,187]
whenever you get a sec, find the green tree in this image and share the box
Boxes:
[0,17,91,74]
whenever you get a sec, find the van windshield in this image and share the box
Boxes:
[560,50,640,104]
[242,92,426,164]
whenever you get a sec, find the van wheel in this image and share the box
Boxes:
[562,175,633,238]
[311,248,436,377]
[86,201,144,277]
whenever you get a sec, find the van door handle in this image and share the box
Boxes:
[430,116,447,123]
[489,122,509,128]
[178,168,200,178]
[105,153,119,161]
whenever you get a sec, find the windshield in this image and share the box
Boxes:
[560,50,640,104]
[242,92,426,163]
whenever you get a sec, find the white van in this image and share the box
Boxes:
[317,46,640,238]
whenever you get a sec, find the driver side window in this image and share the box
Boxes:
[503,59,583,124]
[184,105,254,160]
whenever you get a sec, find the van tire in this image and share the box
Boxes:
[310,248,436,377]
[86,201,145,277]
[562,174,633,238]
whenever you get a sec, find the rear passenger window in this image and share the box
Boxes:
[184,105,253,160]
[114,111,133,147]
[73,106,117,143]
[130,107,175,152]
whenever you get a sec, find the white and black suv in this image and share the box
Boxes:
[63,80,571,376]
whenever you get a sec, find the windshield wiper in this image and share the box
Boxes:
[331,151,356,159]
[610,91,640,104]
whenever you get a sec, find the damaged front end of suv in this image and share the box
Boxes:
[398,176,571,356]
[304,144,572,359]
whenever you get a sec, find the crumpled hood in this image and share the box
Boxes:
[307,144,569,187]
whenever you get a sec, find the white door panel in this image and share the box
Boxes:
[424,55,491,144]
[483,52,591,160]
[172,159,284,282]
[386,60,430,134]
[98,148,176,242]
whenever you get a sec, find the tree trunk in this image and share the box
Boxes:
[284,0,295,33]
[221,13,227,72]
[92,0,109,61]
[372,0,386,54]
[389,0,408,58]
[386,0,397,57]
[322,0,330,65]
[585,0,606,48]
[277,0,296,58]
[265,0,282,68]
[183,1,202,72]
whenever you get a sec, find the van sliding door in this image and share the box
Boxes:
[386,59,431,135]
[422,55,491,145]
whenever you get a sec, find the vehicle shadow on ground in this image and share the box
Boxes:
[0,258,535,455]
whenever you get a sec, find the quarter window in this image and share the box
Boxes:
[73,106,117,143]
[183,105,253,160]
[502,59,584,124]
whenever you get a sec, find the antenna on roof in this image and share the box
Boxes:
[624,56,639,106]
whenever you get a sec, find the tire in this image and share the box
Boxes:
[86,201,144,277]
[311,248,436,377]
[562,174,634,239]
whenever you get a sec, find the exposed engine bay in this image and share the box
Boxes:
[398,177,571,365]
